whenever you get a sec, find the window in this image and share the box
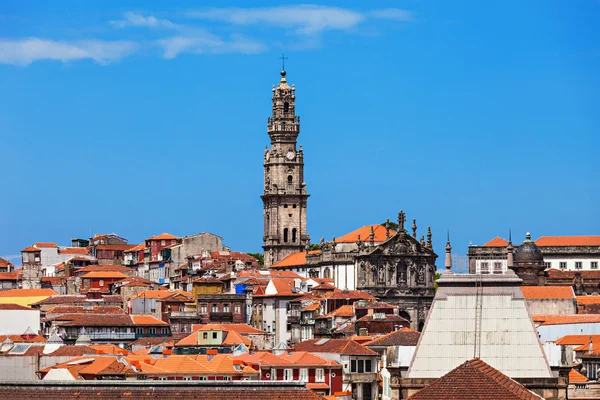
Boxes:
[171,240,176,245]
[576,262,583,269]
[271,368,277,381]
[234,304,241,314]
[199,377,207,381]
[358,360,364,373]
[212,332,217,339]
[99,279,104,287]
[292,228,297,243]
[284,369,293,381]
[493,262,502,274]
[200,304,208,314]
[284,204,288,208]
[544,262,551,269]
[293,204,297,208]
[284,228,289,243]
[480,262,489,274]
[324,268,331,279]
[223,303,230,313]
[288,176,293,185]
[161,327,169,335]
[183,377,192,381]
[212,304,218,313]
[149,328,156,335]
[203,332,208,339]
[560,262,567,269]
[284,102,289,113]
[315,368,324,382]
[161,240,166,246]
[365,359,372,373]
[299,368,308,382]
[592,262,598,269]
[351,360,357,372]
[135,327,144,335]
[224,376,232,381]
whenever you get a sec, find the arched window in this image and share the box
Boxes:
[288,176,293,185]
[292,228,297,243]
[284,102,289,113]
[283,228,289,243]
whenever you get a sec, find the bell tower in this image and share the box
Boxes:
[262,68,310,267]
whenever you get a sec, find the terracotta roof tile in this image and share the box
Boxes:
[46,306,125,315]
[533,314,600,325]
[95,244,137,251]
[577,296,600,305]
[315,305,354,319]
[364,327,421,347]
[75,265,134,274]
[0,303,33,311]
[222,330,251,346]
[547,269,600,280]
[80,271,129,279]
[0,258,14,268]
[129,290,191,300]
[147,233,180,241]
[21,246,40,252]
[0,288,57,297]
[555,334,600,346]
[293,338,378,356]
[34,242,58,248]
[0,271,19,281]
[192,323,267,335]
[45,314,135,327]
[270,251,312,268]
[59,247,89,255]
[337,224,396,243]
[521,286,575,299]
[536,236,600,247]
[569,368,588,383]
[408,358,543,399]
[325,290,376,301]
[124,243,146,252]
[131,315,169,326]
[483,237,509,247]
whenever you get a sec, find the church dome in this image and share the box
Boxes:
[514,233,544,263]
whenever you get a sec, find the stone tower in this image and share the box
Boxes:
[21,246,42,289]
[262,69,309,267]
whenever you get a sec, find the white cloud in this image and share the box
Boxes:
[0,38,138,65]
[111,12,179,29]
[187,5,413,34]
[158,34,267,59]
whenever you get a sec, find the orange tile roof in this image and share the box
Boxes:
[555,334,600,346]
[59,247,89,255]
[483,237,509,247]
[21,246,40,252]
[536,236,600,247]
[271,251,309,268]
[267,278,303,297]
[192,323,267,335]
[222,330,251,346]
[0,334,46,343]
[0,288,57,297]
[131,315,169,326]
[280,351,340,367]
[147,233,180,241]
[317,305,355,319]
[364,327,421,347]
[293,338,378,356]
[569,368,588,383]
[407,358,543,400]
[0,271,19,281]
[75,264,133,273]
[521,286,575,299]
[34,242,58,248]
[533,315,600,326]
[577,296,600,305]
[80,271,129,279]
[0,258,14,268]
[90,344,130,355]
[125,243,146,252]
[302,303,320,312]
[337,224,396,243]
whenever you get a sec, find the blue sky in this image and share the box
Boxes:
[0,1,598,270]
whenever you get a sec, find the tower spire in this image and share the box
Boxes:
[445,230,453,274]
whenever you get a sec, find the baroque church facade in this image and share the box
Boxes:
[262,69,437,329]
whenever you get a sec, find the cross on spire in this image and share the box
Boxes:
[279,53,288,71]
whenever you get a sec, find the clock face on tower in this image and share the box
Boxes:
[286,150,296,161]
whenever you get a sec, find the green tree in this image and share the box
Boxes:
[309,243,320,251]
[381,221,399,231]
[434,272,442,291]
[247,252,264,267]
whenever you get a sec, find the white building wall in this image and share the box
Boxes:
[537,323,600,343]
[0,310,40,334]
[544,256,600,271]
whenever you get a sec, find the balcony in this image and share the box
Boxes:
[287,315,300,324]
[344,372,378,383]
[209,312,233,322]
[63,332,137,341]
[300,319,315,325]
[169,311,200,320]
